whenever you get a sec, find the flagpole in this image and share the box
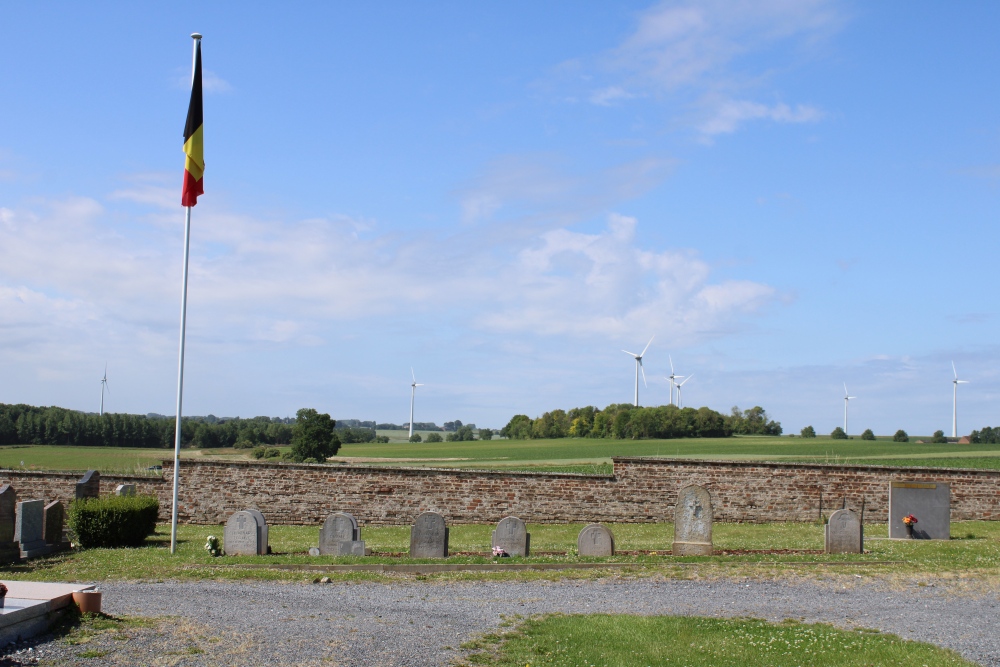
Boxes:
[171,32,201,555]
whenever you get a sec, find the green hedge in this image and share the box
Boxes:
[67,494,160,548]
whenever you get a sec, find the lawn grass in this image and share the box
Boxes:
[457,614,975,667]
[4,520,999,584]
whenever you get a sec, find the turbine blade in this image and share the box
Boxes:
[669,355,674,374]
[640,335,654,358]
[412,367,416,383]
[622,349,637,357]
[678,374,693,387]
[957,380,969,384]
[843,382,848,396]
[952,361,958,379]
[640,364,647,388]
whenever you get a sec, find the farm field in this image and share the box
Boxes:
[2,436,1000,475]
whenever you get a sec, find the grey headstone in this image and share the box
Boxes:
[0,486,19,563]
[673,485,713,556]
[115,484,136,497]
[244,509,270,554]
[75,470,100,500]
[319,512,366,556]
[577,524,615,556]
[224,510,264,556]
[16,500,49,558]
[43,501,66,547]
[888,481,950,540]
[409,511,449,558]
[491,516,530,556]
[825,509,863,554]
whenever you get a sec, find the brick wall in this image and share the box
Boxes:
[2,458,999,525]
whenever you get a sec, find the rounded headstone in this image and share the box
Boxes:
[825,509,863,554]
[224,510,262,556]
[319,512,364,556]
[410,511,449,558]
[491,516,529,556]
[577,524,615,557]
[673,485,713,556]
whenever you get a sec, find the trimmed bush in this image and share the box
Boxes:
[893,429,909,443]
[861,429,876,441]
[68,494,159,549]
[800,425,816,438]
[830,426,848,440]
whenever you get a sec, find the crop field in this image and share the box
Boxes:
[3,435,1000,475]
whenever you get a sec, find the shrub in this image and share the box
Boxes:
[478,428,494,441]
[800,425,816,438]
[68,494,159,549]
[250,446,266,459]
[893,429,909,443]
[830,427,847,439]
[409,433,422,443]
[932,430,947,443]
[374,435,390,443]
[861,429,875,441]
[233,439,255,450]
[425,433,443,443]
[264,447,281,458]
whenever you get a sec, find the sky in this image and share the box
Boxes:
[1,2,998,435]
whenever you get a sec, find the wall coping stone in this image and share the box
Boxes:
[611,457,1000,476]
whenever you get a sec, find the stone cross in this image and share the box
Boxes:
[0,485,19,563]
[577,523,615,557]
[224,510,268,556]
[16,499,49,558]
[319,512,366,556]
[75,470,100,500]
[43,501,66,547]
[672,484,713,556]
[491,516,530,556]
[888,481,950,540]
[825,508,863,554]
[409,511,449,558]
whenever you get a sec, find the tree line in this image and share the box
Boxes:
[498,404,781,440]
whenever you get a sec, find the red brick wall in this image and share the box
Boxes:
[3,458,999,525]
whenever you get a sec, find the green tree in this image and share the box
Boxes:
[800,425,816,438]
[478,428,494,441]
[931,429,947,443]
[409,433,422,443]
[500,415,533,440]
[893,429,909,443]
[860,429,875,441]
[830,426,847,439]
[290,408,340,462]
[425,432,443,443]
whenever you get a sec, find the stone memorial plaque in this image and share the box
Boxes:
[577,523,615,557]
[224,510,263,556]
[75,470,100,500]
[43,501,66,547]
[0,486,19,563]
[16,499,49,558]
[491,516,530,556]
[825,509,862,554]
[410,511,449,558]
[319,512,366,556]
[115,484,136,496]
[673,485,713,556]
[888,481,950,540]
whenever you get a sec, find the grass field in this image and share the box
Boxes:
[3,435,1000,475]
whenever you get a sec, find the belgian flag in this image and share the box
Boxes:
[181,38,204,207]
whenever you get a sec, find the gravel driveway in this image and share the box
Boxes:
[4,577,998,666]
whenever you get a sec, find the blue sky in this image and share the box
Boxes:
[1,2,997,435]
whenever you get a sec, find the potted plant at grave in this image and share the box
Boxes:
[0,583,7,609]
[902,514,918,538]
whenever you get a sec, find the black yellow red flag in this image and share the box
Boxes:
[181,39,204,206]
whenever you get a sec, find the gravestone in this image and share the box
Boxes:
[244,509,270,554]
[43,501,67,547]
[888,481,950,540]
[672,485,713,556]
[224,510,267,556]
[75,470,100,500]
[319,512,366,556]
[115,484,136,496]
[491,516,530,556]
[577,523,615,557]
[410,511,449,558]
[0,485,19,563]
[16,499,49,558]
[825,509,863,554]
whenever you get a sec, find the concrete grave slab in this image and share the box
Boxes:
[0,581,95,647]
[577,524,615,557]
[825,509,863,554]
[673,485,713,556]
[888,481,950,540]
[409,512,448,558]
[491,516,530,557]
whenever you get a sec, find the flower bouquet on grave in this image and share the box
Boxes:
[902,514,917,537]
[0,582,8,609]
[492,546,510,558]
[204,535,222,557]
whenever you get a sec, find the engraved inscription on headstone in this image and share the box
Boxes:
[888,481,950,540]
[115,484,136,496]
[75,470,100,500]
[319,512,366,556]
[244,509,270,554]
[224,510,262,556]
[577,523,615,557]
[409,511,449,558]
[673,485,713,556]
[0,485,19,563]
[16,499,49,558]
[491,516,530,556]
[43,501,66,547]
[825,508,863,554]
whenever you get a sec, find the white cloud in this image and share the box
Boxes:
[697,100,822,136]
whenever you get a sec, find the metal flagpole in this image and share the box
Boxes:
[171,33,201,555]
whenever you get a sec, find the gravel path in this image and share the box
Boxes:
[4,577,999,666]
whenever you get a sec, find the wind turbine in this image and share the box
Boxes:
[408,368,424,439]
[666,356,685,407]
[622,336,653,407]
[676,374,694,408]
[952,361,969,438]
[843,383,856,435]
[100,364,110,416]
